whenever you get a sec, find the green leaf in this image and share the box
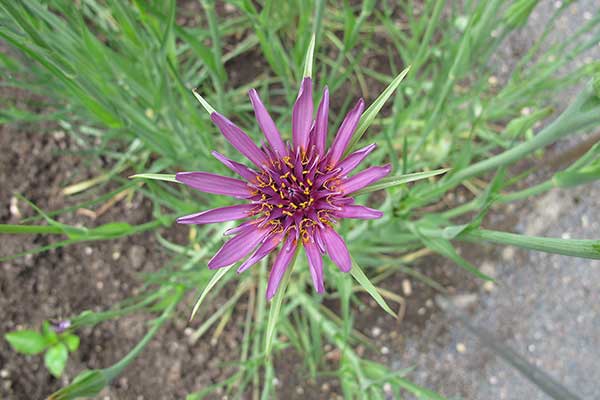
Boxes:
[45,343,69,378]
[42,321,59,344]
[461,229,600,260]
[175,26,220,80]
[5,330,48,355]
[350,259,396,318]
[0,224,65,235]
[553,167,600,188]
[48,369,109,400]
[190,265,234,321]
[129,173,178,183]
[346,66,411,152]
[63,334,80,352]
[422,236,494,281]
[88,222,134,238]
[355,168,449,195]
[504,0,538,28]
[393,377,448,400]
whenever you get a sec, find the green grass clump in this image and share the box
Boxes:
[1,0,600,398]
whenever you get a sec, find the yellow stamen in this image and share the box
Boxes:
[283,156,293,168]
[301,152,310,165]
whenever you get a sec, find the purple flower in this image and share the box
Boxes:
[51,320,71,333]
[178,78,390,299]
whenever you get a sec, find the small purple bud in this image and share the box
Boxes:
[52,320,71,333]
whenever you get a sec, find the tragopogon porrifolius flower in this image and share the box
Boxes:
[178,77,390,299]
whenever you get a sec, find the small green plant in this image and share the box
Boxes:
[5,321,80,378]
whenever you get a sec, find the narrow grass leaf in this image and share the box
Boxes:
[394,377,448,400]
[0,224,64,235]
[422,237,494,281]
[461,229,600,259]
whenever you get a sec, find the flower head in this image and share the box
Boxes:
[178,78,390,299]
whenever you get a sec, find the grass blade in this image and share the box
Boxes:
[461,229,600,260]
[0,224,64,235]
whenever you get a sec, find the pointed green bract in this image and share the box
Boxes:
[355,168,449,195]
[303,34,316,78]
[350,259,396,318]
[346,66,411,153]
[129,173,178,183]
[190,265,233,321]
[192,89,216,115]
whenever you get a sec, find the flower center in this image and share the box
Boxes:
[251,146,340,230]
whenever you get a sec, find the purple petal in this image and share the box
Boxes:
[292,77,313,151]
[176,172,252,198]
[336,205,383,220]
[266,235,297,300]
[224,220,258,236]
[340,164,391,195]
[304,240,324,293]
[211,112,269,168]
[312,87,329,155]
[248,89,287,156]
[208,227,269,269]
[237,232,284,273]
[177,203,255,225]
[336,143,376,177]
[328,98,365,167]
[320,226,352,272]
[212,151,258,182]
